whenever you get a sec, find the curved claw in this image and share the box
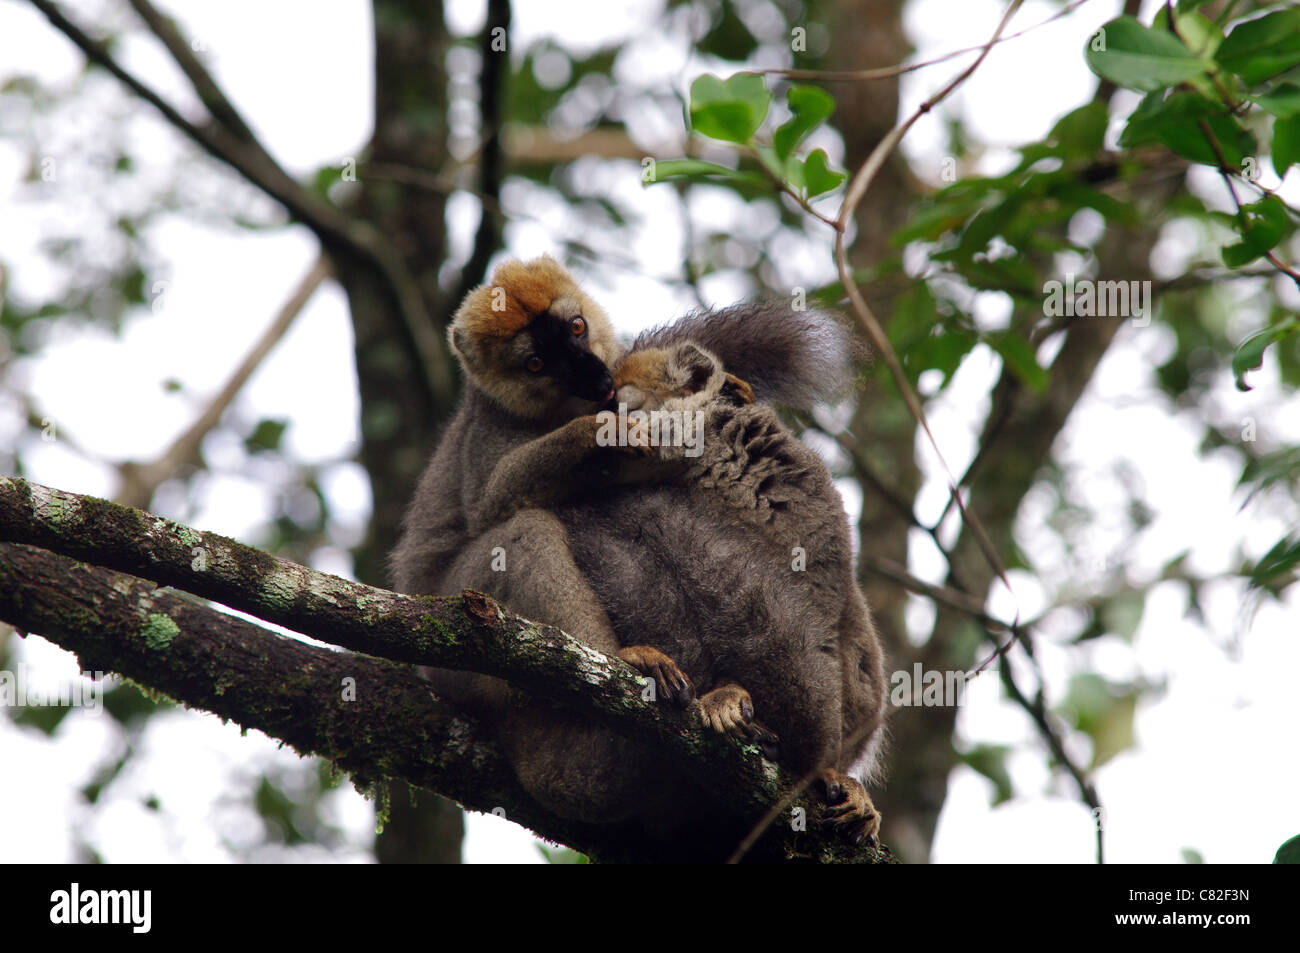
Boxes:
[818,769,881,844]
[617,644,695,707]
[698,683,779,752]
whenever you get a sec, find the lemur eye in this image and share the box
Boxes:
[526,356,544,374]
[570,316,587,336]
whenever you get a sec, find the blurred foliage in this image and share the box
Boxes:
[1275,833,1300,863]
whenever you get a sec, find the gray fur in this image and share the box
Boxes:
[558,395,886,784]
[390,299,884,838]
[632,302,862,410]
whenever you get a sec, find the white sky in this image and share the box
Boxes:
[1,0,1297,864]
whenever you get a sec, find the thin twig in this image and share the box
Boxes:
[761,0,1092,82]
[26,0,452,408]
[730,0,1030,864]
[833,0,1028,679]
[117,256,331,509]
[124,0,261,145]
[999,654,1105,864]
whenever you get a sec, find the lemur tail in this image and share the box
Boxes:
[631,302,864,410]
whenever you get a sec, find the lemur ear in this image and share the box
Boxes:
[448,325,480,371]
[675,342,716,391]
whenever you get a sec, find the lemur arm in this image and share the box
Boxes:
[467,414,611,535]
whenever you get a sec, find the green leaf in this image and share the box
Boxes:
[753,144,782,180]
[773,85,835,160]
[1216,9,1300,86]
[245,418,289,454]
[696,1,758,61]
[1171,9,1222,58]
[641,158,744,185]
[1273,114,1300,177]
[1253,82,1300,118]
[1051,181,1140,226]
[903,324,979,389]
[1062,674,1141,769]
[988,331,1048,393]
[11,703,72,736]
[890,281,938,347]
[1048,102,1109,156]
[1120,89,1253,166]
[1250,534,1300,590]
[1101,589,1146,641]
[1085,16,1208,92]
[802,148,845,197]
[689,72,770,143]
[101,679,163,725]
[1238,446,1300,507]
[1221,195,1292,267]
[310,165,340,203]
[892,200,972,244]
[1275,834,1300,864]
[1233,320,1299,390]
[537,843,590,864]
[957,744,1015,806]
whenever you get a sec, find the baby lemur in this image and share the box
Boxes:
[391,256,883,845]
[564,341,887,844]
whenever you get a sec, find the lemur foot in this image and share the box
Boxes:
[617,645,695,706]
[819,769,881,846]
[698,683,780,753]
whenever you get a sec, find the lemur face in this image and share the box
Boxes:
[614,343,754,412]
[517,294,615,404]
[448,257,622,420]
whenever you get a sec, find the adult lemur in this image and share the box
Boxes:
[391,256,884,845]
[390,257,691,823]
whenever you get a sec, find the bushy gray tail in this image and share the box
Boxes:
[631,302,863,410]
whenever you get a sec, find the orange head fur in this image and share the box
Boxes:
[449,256,622,419]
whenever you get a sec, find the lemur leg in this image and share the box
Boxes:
[439,508,687,822]
[822,588,886,845]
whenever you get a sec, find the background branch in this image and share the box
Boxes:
[26,0,451,409]
[116,255,331,509]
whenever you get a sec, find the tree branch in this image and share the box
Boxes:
[25,0,451,409]
[123,0,262,145]
[0,541,637,861]
[0,477,892,863]
[450,0,511,309]
[117,255,331,510]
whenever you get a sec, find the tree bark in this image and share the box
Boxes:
[0,478,893,863]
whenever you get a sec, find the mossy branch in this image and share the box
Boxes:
[0,477,891,863]
[0,541,646,861]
